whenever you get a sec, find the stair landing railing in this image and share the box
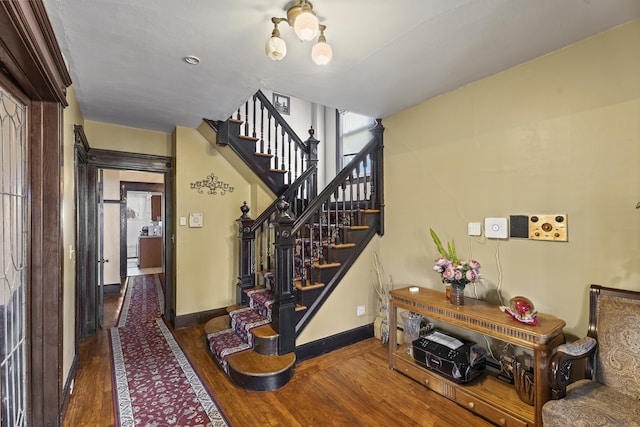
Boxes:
[218,90,314,191]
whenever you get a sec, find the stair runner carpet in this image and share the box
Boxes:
[110,274,229,427]
[206,288,274,373]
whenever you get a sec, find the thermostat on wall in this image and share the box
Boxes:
[485,217,508,239]
[189,212,203,228]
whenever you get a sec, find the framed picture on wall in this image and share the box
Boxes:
[273,93,290,115]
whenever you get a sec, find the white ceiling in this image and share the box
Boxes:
[43,0,640,133]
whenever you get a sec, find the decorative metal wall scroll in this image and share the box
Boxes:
[190,173,234,195]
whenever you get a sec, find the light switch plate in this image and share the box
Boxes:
[468,222,482,236]
[485,217,508,239]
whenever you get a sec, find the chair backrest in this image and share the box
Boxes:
[588,285,640,399]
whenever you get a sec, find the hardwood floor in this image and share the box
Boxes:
[62,285,493,427]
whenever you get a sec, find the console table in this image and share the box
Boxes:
[389,287,565,427]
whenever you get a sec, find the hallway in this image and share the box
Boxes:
[62,282,491,427]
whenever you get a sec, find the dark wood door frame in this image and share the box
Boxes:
[74,126,175,333]
[1,1,72,425]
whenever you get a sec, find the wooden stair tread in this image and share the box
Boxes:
[269,168,286,174]
[229,118,243,124]
[254,152,273,158]
[239,135,258,141]
[362,209,380,213]
[296,304,307,311]
[204,315,231,335]
[327,243,356,249]
[345,225,369,230]
[226,304,243,313]
[243,286,268,294]
[313,261,340,269]
[251,324,278,339]
[295,281,325,290]
[227,350,296,376]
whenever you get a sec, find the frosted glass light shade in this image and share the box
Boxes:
[312,41,332,65]
[265,36,287,60]
[293,11,319,41]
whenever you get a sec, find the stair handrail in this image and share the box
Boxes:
[249,164,318,234]
[291,127,383,232]
[252,90,308,155]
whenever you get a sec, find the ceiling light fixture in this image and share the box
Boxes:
[265,0,332,65]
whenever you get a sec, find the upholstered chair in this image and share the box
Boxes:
[542,285,640,426]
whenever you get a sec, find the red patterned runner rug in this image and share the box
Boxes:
[110,274,229,427]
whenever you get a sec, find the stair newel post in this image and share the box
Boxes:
[272,197,296,355]
[371,118,385,235]
[305,127,320,200]
[236,201,256,305]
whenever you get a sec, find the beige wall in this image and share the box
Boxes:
[297,237,381,345]
[62,86,84,384]
[84,120,172,157]
[172,126,273,315]
[381,20,640,337]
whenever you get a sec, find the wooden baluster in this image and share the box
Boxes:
[300,223,307,286]
[274,121,279,171]
[252,95,257,139]
[267,113,272,155]
[308,215,315,283]
[258,222,264,272]
[356,161,362,226]
[267,219,272,271]
[341,180,348,243]
[244,100,249,136]
[287,135,292,183]
[363,154,370,205]
[281,127,286,172]
[334,189,340,244]
[369,152,376,210]
[260,103,265,153]
[349,170,355,227]
[318,206,325,265]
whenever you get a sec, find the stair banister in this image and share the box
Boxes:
[253,90,308,155]
[272,198,296,355]
[289,133,382,231]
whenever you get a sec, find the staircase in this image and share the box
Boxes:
[202,90,384,391]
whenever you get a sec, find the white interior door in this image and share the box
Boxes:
[103,203,121,285]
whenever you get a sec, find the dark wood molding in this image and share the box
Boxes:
[295,323,374,363]
[59,353,78,423]
[0,1,71,104]
[173,307,229,330]
[73,139,176,326]
[30,99,65,426]
[87,148,172,172]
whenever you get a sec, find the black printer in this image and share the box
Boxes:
[412,329,487,384]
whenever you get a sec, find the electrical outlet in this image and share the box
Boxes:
[357,305,365,316]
